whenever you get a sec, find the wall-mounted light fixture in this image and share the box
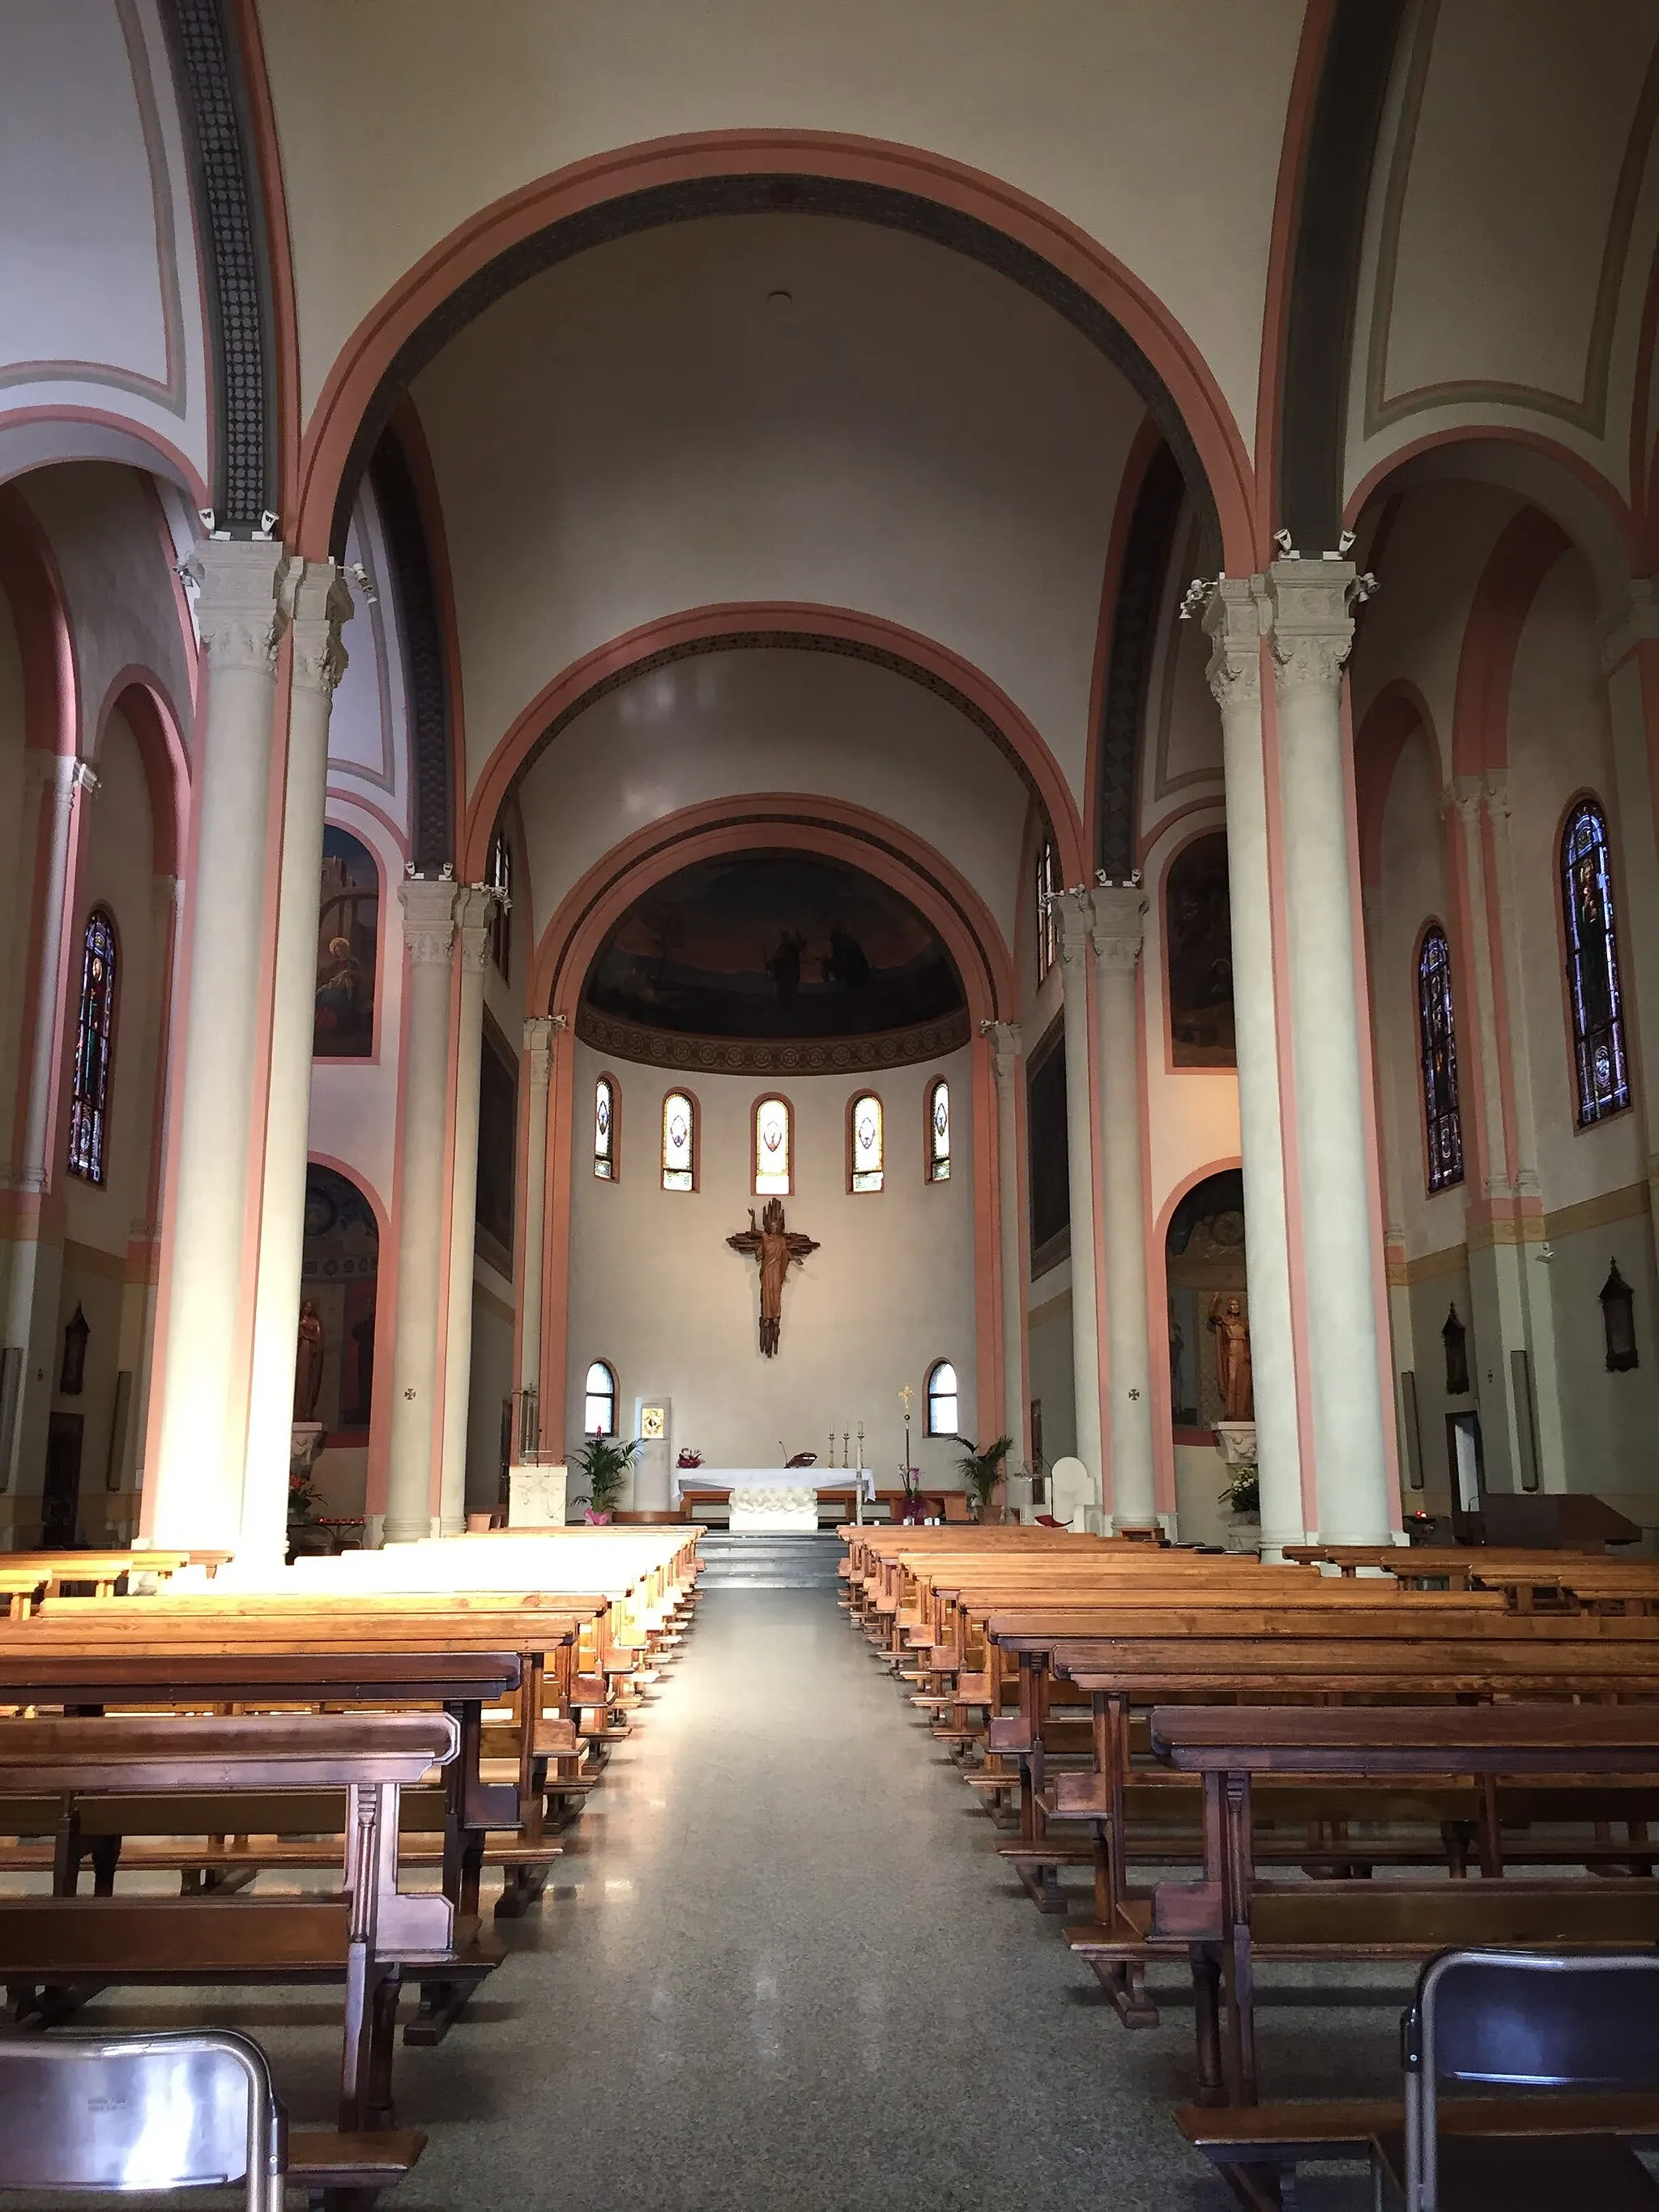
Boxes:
[1601,1259,1640,1372]
[1442,1303,1469,1397]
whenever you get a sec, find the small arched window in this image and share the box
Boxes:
[927,1076,951,1183]
[594,1073,617,1179]
[662,1089,697,1191]
[849,1092,883,1192]
[66,907,117,1186]
[753,1093,792,1195]
[1035,836,1058,981]
[926,1359,960,1438]
[583,1359,617,1437]
[1562,798,1631,1127]
[1416,925,1465,1193]
[487,829,511,979]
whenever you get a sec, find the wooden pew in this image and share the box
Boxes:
[0,1548,228,1597]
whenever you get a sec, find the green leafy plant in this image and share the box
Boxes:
[1218,1463,1260,1517]
[572,1435,640,1518]
[957,1434,1014,1519]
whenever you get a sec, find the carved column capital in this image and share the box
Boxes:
[1055,884,1095,970]
[1266,558,1354,694]
[1444,774,1483,827]
[980,1018,1022,1083]
[184,538,291,675]
[524,1013,557,1090]
[450,882,498,973]
[399,877,458,965]
[1088,884,1147,970]
[1479,769,1512,822]
[1201,575,1264,712]
[283,558,353,697]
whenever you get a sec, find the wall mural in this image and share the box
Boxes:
[1166,1169,1247,1431]
[1166,832,1235,1067]
[583,855,964,1042]
[300,1165,378,1432]
[313,827,379,1059]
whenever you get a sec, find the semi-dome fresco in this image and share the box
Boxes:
[578,853,966,1067]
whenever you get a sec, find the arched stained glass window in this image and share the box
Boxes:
[1562,798,1631,1127]
[487,830,511,979]
[753,1093,792,1195]
[926,1359,959,1437]
[928,1076,951,1183]
[1416,925,1465,1194]
[66,907,117,1186]
[1035,836,1058,981]
[849,1092,883,1192]
[583,1359,616,1436]
[662,1090,696,1191]
[594,1074,617,1179]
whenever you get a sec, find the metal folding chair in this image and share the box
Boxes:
[0,2030,284,2211]
[1391,1947,1659,2211]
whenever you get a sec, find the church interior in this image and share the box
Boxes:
[3,2,1659,2206]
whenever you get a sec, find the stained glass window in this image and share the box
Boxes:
[583,1359,616,1436]
[1416,925,1465,1193]
[662,1090,695,1191]
[488,830,511,979]
[753,1094,791,1195]
[66,907,117,1186]
[594,1074,616,1179]
[1035,837,1058,982]
[1561,798,1631,1127]
[926,1359,959,1437]
[928,1076,951,1183]
[850,1092,883,1192]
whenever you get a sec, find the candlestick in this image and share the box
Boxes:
[842,1429,850,1468]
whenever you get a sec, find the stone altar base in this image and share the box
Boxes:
[728,1488,818,1533]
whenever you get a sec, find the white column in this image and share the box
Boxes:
[516,1014,557,1438]
[1267,558,1392,1543]
[437,884,497,1535]
[151,539,289,1548]
[1055,889,1105,1524]
[1090,885,1158,1530]
[1203,577,1305,1554]
[984,1020,1026,1461]
[383,877,457,1544]
[241,561,352,1562]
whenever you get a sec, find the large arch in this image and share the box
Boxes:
[293,130,1256,567]
[467,603,1090,891]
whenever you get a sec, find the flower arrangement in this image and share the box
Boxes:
[1218,1462,1260,1518]
[676,1448,703,1470]
[897,1465,927,1524]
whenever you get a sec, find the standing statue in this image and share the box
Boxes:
[727,1200,820,1357]
[1207,1294,1253,1423]
[294,1298,326,1421]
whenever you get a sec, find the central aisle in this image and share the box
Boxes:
[417,1585,1235,2210]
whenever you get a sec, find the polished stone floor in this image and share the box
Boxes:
[56,1588,1407,2210]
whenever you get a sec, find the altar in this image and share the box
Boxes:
[672,1466,875,1532]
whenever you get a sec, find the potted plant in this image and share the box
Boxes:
[572,1435,639,1524]
[957,1434,1013,1523]
[1218,1460,1260,1551]
[896,1465,927,1525]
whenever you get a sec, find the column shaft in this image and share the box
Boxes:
[1203,578,1305,1552]
[241,563,352,1561]
[1091,888,1158,1529]
[151,540,288,1548]
[986,1021,1026,1464]
[437,887,497,1534]
[1268,559,1391,1543]
[517,1016,557,1434]
[1056,891,1104,1523]
[383,879,457,1543]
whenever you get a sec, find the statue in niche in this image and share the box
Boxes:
[1208,1294,1254,1423]
[727,1200,820,1357]
[293,1298,325,1422]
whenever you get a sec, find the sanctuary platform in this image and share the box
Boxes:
[671,1468,875,1532]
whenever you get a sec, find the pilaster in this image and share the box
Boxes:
[982,1018,1026,1477]
[438,884,501,1533]
[1055,887,1105,1525]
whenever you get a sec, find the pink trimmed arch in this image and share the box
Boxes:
[1354,679,1436,893]
[92,669,190,881]
[293,130,1255,566]
[466,602,1090,893]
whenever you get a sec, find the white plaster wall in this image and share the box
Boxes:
[326,492,412,846]
[1399,1258,1474,1513]
[565,1040,978,1481]
[516,645,1027,957]
[416,213,1142,815]
[1546,1209,1659,1519]
[1026,1270,1076,1472]
[467,1266,516,1515]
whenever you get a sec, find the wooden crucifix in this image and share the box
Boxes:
[727,1198,819,1357]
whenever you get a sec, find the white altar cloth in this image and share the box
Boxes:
[673,1466,874,1531]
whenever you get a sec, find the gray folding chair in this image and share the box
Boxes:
[1387,1947,1659,2211]
[0,2030,283,2210]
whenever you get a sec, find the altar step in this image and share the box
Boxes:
[696,1531,844,1591]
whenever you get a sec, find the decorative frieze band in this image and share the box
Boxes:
[575,1004,970,1074]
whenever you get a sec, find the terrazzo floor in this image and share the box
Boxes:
[40,1588,1414,2210]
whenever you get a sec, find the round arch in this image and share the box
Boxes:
[295,130,1254,565]
[91,670,190,880]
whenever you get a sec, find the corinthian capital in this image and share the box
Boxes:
[524,1013,557,1089]
[184,538,290,675]
[451,883,498,973]
[399,876,457,965]
[1054,884,1095,969]
[1088,884,1147,971]
[979,1018,1022,1081]
[1267,558,1354,693]
[284,559,353,697]
[1201,576,1263,712]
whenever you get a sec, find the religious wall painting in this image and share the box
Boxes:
[300,1165,379,1434]
[1165,833,1235,1067]
[1166,1170,1248,1432]
[594,1073,617,1179]
[313,827,379,1059]
[583,853,964,1044]
[476,1012,518,1276]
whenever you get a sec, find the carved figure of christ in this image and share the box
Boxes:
[727,1199,820,1356]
